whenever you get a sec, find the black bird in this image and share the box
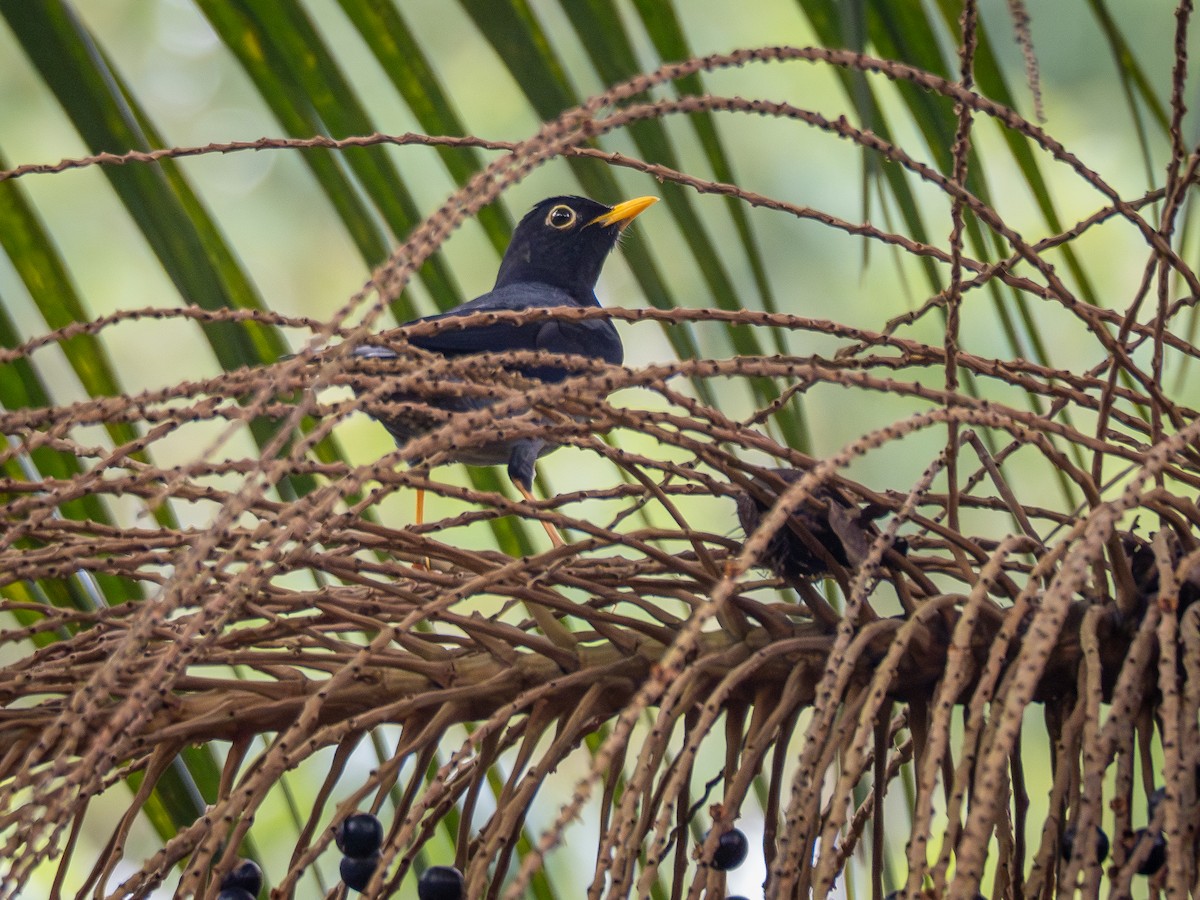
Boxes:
[355,195,657,546]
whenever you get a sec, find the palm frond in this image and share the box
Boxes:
[1,4,1199,899]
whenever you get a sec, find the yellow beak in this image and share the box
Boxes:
[588,195,659,230]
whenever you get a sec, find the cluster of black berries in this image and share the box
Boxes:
[216,860,262,900]
[336,812,385,893]
[1060,787,1168,877]
[335,811,465,899]
[210,811,466,898]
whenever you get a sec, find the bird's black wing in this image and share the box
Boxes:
[404,284,621,376]
[402,284,573,356]
[533,316,622,367]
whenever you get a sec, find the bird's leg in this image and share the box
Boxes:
[508,441,565,548]
[514,481,565,548]
[414,485,430,570]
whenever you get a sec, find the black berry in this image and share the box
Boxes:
[1130,828,1167,875]
[340,852,381,893]
[418,865,465,900]
[710,827,749,871]
[1060,823,1109,863]
[219,859,262,896]
[336,813,384,859]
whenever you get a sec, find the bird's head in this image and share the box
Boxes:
[493,195,658,302]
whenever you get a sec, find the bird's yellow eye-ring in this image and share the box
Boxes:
[546,205,577,230]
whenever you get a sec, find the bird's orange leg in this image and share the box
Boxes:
[515,482,565,548]
[415,487,430,570]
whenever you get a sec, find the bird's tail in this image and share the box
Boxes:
[351,345,400,361]
[277,344,400,364]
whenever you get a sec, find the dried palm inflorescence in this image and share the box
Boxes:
[1,38,1199,900]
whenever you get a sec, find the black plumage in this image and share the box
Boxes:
[354,195,656,543]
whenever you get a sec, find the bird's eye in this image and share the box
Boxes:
[546,205,577,230]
